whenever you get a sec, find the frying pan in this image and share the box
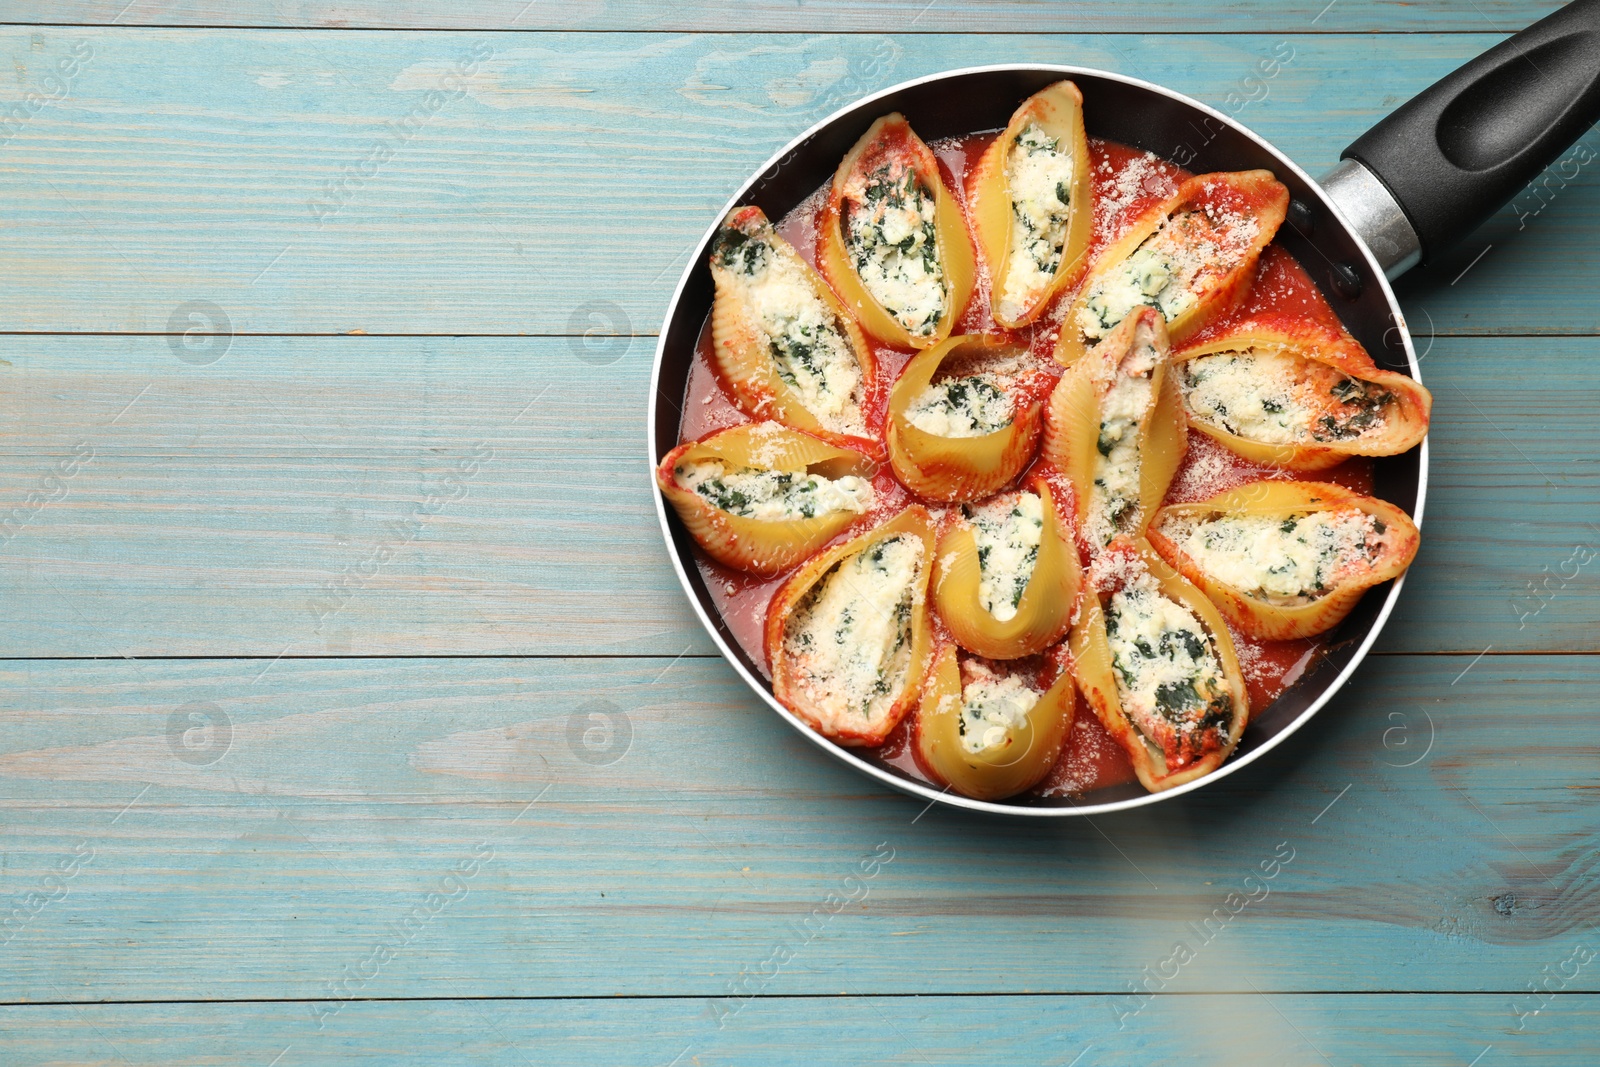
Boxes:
[649,1,1600,815]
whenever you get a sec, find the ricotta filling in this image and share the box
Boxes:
[1180,349,1395,445]
[675,459,873,522]
[1087,340,1159,547]
[965,491,1045,622]
[905,374,1014,438]
[1161,507,1388,604]
[713,224,865,435]
[1078,205,1260,341]
[782,533,925,721]
[842,163,948,339]
[1104,571,1232,760]
[996,123,1075,322]
[957,665,1042,754]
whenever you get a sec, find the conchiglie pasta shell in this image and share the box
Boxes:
[1147,480,1420,640]
[671,421,871,477]
[887,334,1042,502]
[1174,317,1432,470]
[932,477,1081,659]
[969,81,1095,328]
[655,423,878,578]
[1068,542,1249,793]
[710,205,876,438]
[1041,308,1187,544]
[1055,169,1289,366]
[765,506,937,747]
[912,643,1075,800]
[818,114,976,349]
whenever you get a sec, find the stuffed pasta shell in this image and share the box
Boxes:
[1055,170,1289,366]
[932,477,1080,659]
[1069,544,1249,793]
[1148,480,1420,640]
[913,643,1075,800]
[1042,308,1187,548]
[766,506,937,747]
[887,335,1043,502]
[818,114,976,350]
[710,205,875,439]
[1175,318,1432,470]
[656,422,877,577]
[968,80,1094,328]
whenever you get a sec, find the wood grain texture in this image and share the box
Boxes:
[0,334,702,658]
[0,28,1596,336]
[1,11,1597,1057]
[4,0,1567,33]
[1,654,1596,1002]
[0,995,1592,1066]
[0,333,1595,657]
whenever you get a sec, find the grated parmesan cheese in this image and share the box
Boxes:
[782,533,925,722]
[1094,151,1179,234]
[906,374,1014,438]
[1078,203,1260,342]
[712,219,866,436]
[995,123,1075,322]
[1104,566,1232,762]
[676,459,873,522]
[1086,334,1160,547]
[1159,507,1388,604]
[956,661,1042,754]
[964,490,1044,622]
[842,162,948,338]
[1180,348,1395,445]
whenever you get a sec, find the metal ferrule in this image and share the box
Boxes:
[1319,158,1423,279]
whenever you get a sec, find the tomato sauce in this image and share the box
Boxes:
[672,131,1385,801]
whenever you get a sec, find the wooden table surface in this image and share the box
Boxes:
[2,2,1598,1064]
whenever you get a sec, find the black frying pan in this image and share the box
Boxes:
[649,1,1600,815]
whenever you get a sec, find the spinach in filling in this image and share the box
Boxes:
[845,164,947,336]
[1314,377,1395,441]
[712,226,770,276]
[1104,580,1233,756]
[677,460,871,522]
[905,374,1013,438]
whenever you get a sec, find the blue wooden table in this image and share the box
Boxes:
[2,2,1597,1063]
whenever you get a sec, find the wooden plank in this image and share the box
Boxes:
[0,653,1596,1002]
[4,0,1566,33]
[0,995,1591,1066]
[0,28,1595,336]
[0,334,709,659]
[0,333,1597,657]
[1383,336,1600,653]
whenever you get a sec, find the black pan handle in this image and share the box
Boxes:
[1336,0,1600,271]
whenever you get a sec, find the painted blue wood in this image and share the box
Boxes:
[0,11,1594,1054]
[0,654,1594,1002]
[0,29,1594,336]
[6,0,1567,33]
[0,995,1590,1066]
[0,333,1595,657]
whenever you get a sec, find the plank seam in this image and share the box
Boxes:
[0,26,1529,36]
[0,991,1591,1008]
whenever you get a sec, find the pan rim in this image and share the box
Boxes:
[647,62,1427,817]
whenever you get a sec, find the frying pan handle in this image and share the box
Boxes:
[1328,0,1600,277]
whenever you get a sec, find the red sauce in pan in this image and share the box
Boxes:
[674,133,1378,799]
